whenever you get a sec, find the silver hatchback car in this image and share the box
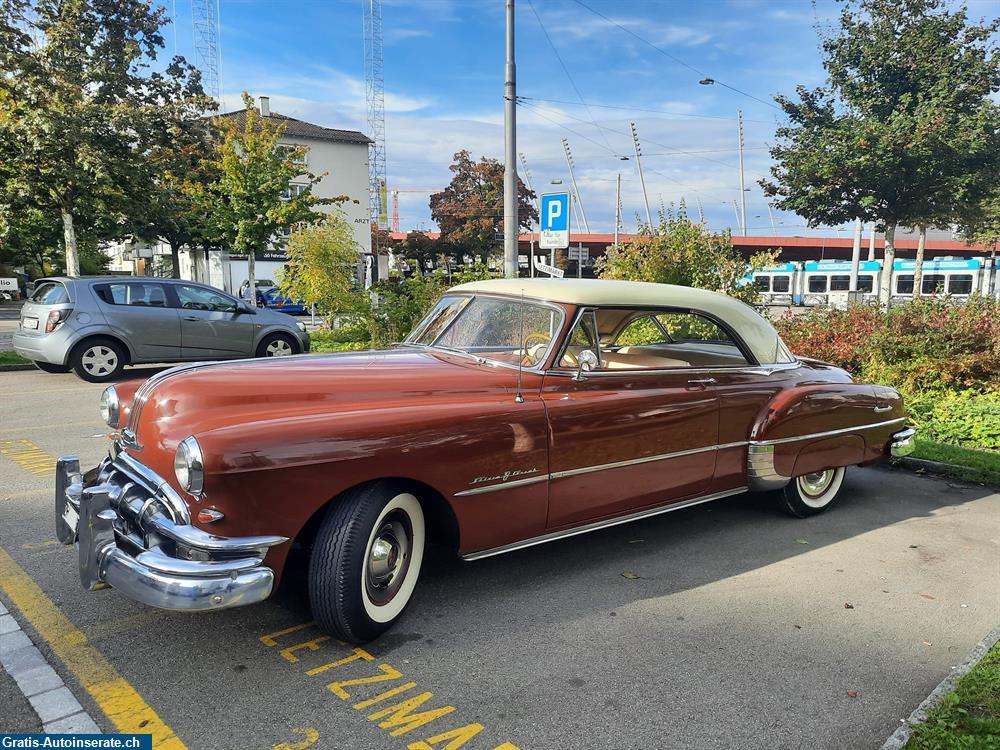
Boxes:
[13,277,311,382]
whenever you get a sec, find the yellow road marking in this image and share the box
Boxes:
[0,439,56,477]
[0,546,186,748]
[273,728,319,750]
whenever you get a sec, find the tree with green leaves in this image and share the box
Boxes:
[429,150,536,264]
[761,0,1000,305]
[596,206,777,305]
[280,218,361,324]
[396,230,440,275]
[0,0,209,276]
[212,93,328,300]
[958,187,1000,252]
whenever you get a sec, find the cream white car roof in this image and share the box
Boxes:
[450,278,795,366]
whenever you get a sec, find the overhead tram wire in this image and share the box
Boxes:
[525,0,619,157]
[566,0,782,111]
[518,97,775,124]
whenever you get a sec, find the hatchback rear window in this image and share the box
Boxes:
[29,282,69,305]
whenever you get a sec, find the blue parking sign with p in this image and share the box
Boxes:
[539,192,570,249]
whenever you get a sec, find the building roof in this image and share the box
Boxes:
[450,278,795,365]
[215,109,372,145]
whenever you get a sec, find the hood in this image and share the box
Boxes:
[123,347,522,479]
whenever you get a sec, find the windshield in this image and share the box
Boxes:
[405,295,562,368]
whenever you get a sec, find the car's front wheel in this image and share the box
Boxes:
[33,361,72,374]
[778,467,847,517]
[256,332,299,358]
[309,482,426,643]
[70,338,127,382]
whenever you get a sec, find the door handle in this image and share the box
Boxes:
[687,378,716,386]
[182,316,202,322]
[874,404,892,413]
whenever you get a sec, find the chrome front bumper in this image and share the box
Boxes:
[890,427,917,457]
[55,453,287,612]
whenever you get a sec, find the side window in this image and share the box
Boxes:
[615,316,669,346]
[754,276,771,292]
[174,284,238,313]
[772,275,790,293]
[830,275,851,291]
[808,276,828,293]
[895,275,914,294]
[922,275,945,294]
[94,282,168,307]
[559,311,599,368]
[857,275,874,293]
[948,274,973,295]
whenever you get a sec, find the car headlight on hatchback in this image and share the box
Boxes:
[99,386,120,427]
[296,321,307,333]
[174,436,205,497]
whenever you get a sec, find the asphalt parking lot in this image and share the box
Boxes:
[1,366,998,750]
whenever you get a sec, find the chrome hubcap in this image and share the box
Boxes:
[365,514,411,606]
[799,470,835,498]
[82,346,118,376]
[266,339,293,357]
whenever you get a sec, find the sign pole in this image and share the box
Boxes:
[503,0,518,279]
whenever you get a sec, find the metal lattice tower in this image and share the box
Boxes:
[363,0,387,236]
[191,0,221,102]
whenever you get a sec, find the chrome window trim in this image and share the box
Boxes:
[461,486,749,561]
[541,361,802,378]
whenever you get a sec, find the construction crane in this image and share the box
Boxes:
[191,0,221,102]
[363,0,387,254]
[390,188,442,233]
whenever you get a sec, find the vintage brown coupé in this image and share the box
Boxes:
[56,278,915,642]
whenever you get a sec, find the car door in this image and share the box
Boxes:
[540,307,720,529]
[92,281,182,361]
[169,283,256,359]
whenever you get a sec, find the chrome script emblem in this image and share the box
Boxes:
[470,468,539,486]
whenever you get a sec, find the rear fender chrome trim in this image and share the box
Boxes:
[750,417,906,446]
[461,486,748,561]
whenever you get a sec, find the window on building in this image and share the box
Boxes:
[896,275,914,294]
[276,144,308,165]
[830,275,851,291]
[948,274,973,295]
[754,276,771,292]
[94,282,168,307]
[772,275,790,293]
[280,183,308,201]
[808,276,828,293]
[922,274,945,294]
[857,275,874,293]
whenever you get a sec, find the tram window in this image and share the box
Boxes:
[857,275,874,293]
[922,274,945,294]
[947,274,973,295]
[754,277,771,292]
[896,275,914,294]
[772,276,790,293]
[830,275,851,291]
[808,276,828,293]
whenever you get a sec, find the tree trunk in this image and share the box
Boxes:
[913,227,926,299]
[170,242,182,279]
[247,250,256,306]
[878,222,896,308]
[61,209,80,277]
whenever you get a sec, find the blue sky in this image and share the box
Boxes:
[165,0,998,237]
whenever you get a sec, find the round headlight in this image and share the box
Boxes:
[174,436,205,497]
[99,386,120,427]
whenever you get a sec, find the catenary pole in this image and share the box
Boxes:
[629,123,651,227]
[737,110,747,236]
[562,139,590,233]
[503,0,518,278]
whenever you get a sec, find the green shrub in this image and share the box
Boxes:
[909,391,1000,451]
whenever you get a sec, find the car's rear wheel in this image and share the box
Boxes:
[70,338,127,382]
[33,361,71,374]
[778,467,847,517]
[309,482,426,643]
[256,333,298,358]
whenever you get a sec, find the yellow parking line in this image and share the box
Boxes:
[0,439,56,477]
[0,546,186,748]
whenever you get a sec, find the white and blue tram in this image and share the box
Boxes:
[751,257,996,306]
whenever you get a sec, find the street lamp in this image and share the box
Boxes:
[699,78,715,86]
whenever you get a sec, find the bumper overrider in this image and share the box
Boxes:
[55,450,287,611]
[890,427,917,457]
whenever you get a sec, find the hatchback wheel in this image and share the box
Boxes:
[778,467,847,517]
[71,339,126,383]
[309,482,426,643]
[256,333,298,358]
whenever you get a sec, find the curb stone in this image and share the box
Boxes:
[892,456,1000,488]
[0,364,35,372]
[879,625,1000,750]
[0,596,103,734]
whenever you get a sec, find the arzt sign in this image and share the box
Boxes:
[539,192,570,249]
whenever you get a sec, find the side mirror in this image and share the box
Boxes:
[236,302,257,315]
[574,349,598,381]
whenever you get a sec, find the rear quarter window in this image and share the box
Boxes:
[29,282,69,305]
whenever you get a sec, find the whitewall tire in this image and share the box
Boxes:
[309,482,425,643]
[778,467,847,518]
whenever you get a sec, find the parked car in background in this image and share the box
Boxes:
[13,277,310,382]
[260,286,308,315]
[55,278,913,644]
